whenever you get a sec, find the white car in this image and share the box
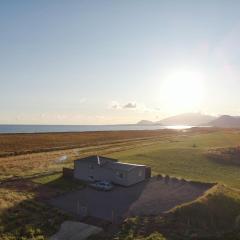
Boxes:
[89,180,114,191]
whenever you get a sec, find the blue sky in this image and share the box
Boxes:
[1,0,240,124]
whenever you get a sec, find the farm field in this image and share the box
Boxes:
[0,129,179,180]
[0,130,176,157]
[2,127,240,188]
[1,128,240,239]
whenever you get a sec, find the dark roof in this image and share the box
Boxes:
[75,155,146,172]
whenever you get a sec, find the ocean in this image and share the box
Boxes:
[0,124,192,134]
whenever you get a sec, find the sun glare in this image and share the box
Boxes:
[161,70,205,113]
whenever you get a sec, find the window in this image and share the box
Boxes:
[138,170,143,177]
[116,171,124,179]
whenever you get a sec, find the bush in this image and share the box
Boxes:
[145,232,166,240]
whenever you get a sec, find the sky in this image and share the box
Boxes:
[1,0,240,124]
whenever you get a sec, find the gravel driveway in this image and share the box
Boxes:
[50,177,211,222]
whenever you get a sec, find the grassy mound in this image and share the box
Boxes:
[99,184,240,240]
[163,184,240,239]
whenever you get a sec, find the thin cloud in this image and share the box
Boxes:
[109,101,159,112]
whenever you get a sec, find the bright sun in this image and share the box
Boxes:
[161,70,205,113]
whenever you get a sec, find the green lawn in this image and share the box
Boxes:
[108,130,240,188]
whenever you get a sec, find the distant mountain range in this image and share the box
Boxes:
[158,113,216,126]
[208,115,240,128]
[137,113,240,128]
[137,120,161,125]
[137,113,216,126]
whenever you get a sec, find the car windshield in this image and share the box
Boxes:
[100,181,110,184]
[98,182,106,185]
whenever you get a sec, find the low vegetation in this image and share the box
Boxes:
[0,188,28,211]
[0,173,84,240]
[0,196,70,240]
[2,128,240,239]
[0,130,175,157]
[206,146,240,166]
[163,184,240,239]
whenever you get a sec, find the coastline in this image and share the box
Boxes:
[0,124,194,134]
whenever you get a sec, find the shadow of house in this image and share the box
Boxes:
[49,180,149,223]
[49,177,211,223]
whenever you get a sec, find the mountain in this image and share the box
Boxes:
[208,115,240,128]
[157,113,216,126]
[137,113,216,126]
[137,120,159,125]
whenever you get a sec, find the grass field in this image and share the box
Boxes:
[0,129,177,180]
[1,128,240,239]
[0,130,175,157]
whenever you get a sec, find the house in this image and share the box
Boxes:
[74,155,151,186]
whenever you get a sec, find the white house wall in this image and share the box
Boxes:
[126,166,146,186]
[74,161,146,186]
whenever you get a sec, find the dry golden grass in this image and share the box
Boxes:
[0,130,177,157]
[0,186,70,240]
[0,188,29,211]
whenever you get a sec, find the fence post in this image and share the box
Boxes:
[77,200,80,215]
[112,209,114,224]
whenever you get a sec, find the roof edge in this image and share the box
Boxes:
[74,155,119,162]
